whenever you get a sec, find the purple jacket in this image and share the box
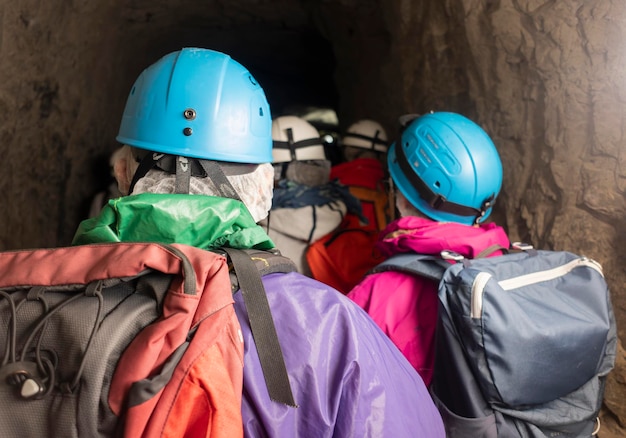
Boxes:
[348,216,511,386]
[235,271,445,437]
[74,195,445,437]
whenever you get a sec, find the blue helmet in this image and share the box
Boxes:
[117,47,272,163]
[388,112,503,225]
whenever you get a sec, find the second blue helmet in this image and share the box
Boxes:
[388,112,503,225]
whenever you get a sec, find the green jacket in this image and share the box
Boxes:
[72,193,275,250]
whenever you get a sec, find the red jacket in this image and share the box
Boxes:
[330,157,389,231]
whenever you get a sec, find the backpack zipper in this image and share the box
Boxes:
[470,257,603,319]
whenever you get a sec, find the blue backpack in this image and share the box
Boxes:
[372,244,617,437]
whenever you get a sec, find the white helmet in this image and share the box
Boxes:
[271,116,326,163]
[342,119,389,153]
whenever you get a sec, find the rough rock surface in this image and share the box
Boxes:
[0,0,624,435]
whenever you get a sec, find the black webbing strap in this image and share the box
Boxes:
[272,129,322,162]
[306,207,318,245]
[196,159,242,201]
[343,131,388,151]
[394,142,494,224]
[129,153,204,195]
[223,247,297,408]
[174,156,191,194]
[129,153,162,195]
[226,249,298,292]
[128,153,243,201]
[278,162,288,180]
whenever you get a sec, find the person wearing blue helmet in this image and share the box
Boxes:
[348,111,511,387]
[72,48,445,437]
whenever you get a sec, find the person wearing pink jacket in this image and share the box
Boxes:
[348,111,510,387]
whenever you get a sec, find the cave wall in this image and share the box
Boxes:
[0,0,339,248]
[0,0,625,435]
[311,2,626,433]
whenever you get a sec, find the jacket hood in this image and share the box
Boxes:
[72,193,275,250]
[377,215,510,258]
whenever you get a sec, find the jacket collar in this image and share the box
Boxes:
[72,193,275,250]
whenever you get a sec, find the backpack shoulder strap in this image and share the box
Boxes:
[370,244,514,282]
[221,247,297,408]
[243,248,299,277]
[223,249,298,291]
[369,253,451,282]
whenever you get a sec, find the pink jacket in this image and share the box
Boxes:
[347,216,510,386]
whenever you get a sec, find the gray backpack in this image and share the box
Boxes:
[373,245,617,437]
[0,243,296,437]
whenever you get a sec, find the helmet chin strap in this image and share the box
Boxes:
[195,159,242,201]
[128,152,243,202]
